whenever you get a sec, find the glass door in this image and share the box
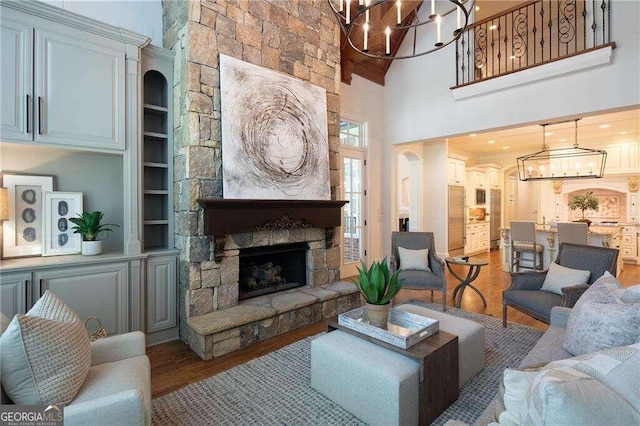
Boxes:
[339,120,367,278]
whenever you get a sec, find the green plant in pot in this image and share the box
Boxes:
[69,211,117,256]
[568,191,599,227]
[353,257,403,327]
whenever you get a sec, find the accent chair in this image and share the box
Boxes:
[502,242,619,326]
[391,232,447,311]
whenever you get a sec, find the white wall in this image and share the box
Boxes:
[422,141,448,254]
[340,75,386,262]
[384,1,640,144]
[42,0,162,46]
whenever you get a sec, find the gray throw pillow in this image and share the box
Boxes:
[563,276,640,356]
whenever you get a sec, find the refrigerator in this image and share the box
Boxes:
[448,186,465,256]
[490,189,502,249]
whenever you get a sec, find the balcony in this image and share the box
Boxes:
[452,0,614,96]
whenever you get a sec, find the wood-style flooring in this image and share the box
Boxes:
[148,250,640,398]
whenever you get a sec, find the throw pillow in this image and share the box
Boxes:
[522,343,640,424]
[614,284,640,304]
[28,290,80,322]
[0,314,91,405]
[540,262,590,295]
[563,279,640,355]
[492,366,543,425]
[521,367,639,425]
[398,247,431,271]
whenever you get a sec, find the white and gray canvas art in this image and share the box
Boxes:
[220,54,330,200]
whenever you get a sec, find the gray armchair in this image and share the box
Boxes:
[502,242,619,326]
[391,232,447,310]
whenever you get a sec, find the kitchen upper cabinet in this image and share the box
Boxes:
[487,167,501,189]
[603,143,639,175]
[467,170,486,188]
[448,157,466,186]
[0,6,125,151]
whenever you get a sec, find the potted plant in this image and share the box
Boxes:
[568,191,599,227]
[353,258,403,327]
[69,211,117,256]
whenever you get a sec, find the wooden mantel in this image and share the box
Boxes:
[197,199,349,261]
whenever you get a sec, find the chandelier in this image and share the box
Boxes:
[517,119,608,181]
[327,0,471,60]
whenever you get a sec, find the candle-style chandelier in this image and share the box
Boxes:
[327,0,471,60]
[517,119,608,181]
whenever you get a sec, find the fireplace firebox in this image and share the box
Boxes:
[238,242,308,300]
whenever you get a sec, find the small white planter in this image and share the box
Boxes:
[81,240,102,256]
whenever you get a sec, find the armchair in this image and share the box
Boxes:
[502,243,619,326]
[391,232,447,310]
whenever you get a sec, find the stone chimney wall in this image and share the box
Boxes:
[162,0,341,338]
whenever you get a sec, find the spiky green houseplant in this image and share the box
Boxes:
[69,211,116,241]
[353,257,403,305]
[568,191,599,220]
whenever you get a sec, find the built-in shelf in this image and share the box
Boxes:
[143,162,169,168]
[143,131,168,139]
[143,103,168,114]
[142,69,171,251]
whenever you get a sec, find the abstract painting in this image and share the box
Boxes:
[2,175,53,258]
[220,54,330,200]
[43,192,83,256]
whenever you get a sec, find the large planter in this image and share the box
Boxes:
[366,302,390,328]
[81,240,102,256]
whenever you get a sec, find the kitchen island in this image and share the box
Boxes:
[499,225,624,274]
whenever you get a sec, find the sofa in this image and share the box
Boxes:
[0,293,151,426]
[475,273,640,426]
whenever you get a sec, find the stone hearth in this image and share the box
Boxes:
[185,227,363,360]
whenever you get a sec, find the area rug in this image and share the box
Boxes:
[152,301,544,425]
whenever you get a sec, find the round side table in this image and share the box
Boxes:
[445,257,488,308]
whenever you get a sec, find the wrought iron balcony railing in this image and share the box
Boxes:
[454,0,613,87]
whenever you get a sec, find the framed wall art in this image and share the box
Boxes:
[220,54,330,200]
[42,192,83,256]
[2,175,53,258]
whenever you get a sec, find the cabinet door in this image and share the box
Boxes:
[0,272,30,318]
[35,262,129,335]
[0,16,32,142]
[146,255,177,333]
[35,28,125,150]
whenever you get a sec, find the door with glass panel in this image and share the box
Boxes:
[340,120,367,278]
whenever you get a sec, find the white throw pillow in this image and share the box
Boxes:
[540,262,590,295]
[0,314,91,405]
[563,277,640,356]
[494,367,540,425]
[398,247,431,271]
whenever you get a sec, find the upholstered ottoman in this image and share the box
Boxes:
[396,304,485,386]
[311,330,420,426]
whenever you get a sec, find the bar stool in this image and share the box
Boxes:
[557,222,588,245]
[510,221,544,272]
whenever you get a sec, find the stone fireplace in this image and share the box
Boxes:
[162,0,350,359]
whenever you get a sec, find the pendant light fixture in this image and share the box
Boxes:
[517,119,607,181]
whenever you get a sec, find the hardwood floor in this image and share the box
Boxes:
[148,250,640,398]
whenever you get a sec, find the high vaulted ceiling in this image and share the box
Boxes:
[339,0,523,86]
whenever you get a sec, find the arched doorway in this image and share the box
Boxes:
[396,150,423,232]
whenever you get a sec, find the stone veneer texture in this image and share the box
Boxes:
[162,0,342,339]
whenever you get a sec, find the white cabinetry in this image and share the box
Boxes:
[0,3,141,151]
[34,262,129,335]
[628,194,638,224]
[0,271,30,318]
[465,222,489,255]
[621,226,637,261]
[448,157,466,186]
[486,167,501,189]
[467,170,486,188]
